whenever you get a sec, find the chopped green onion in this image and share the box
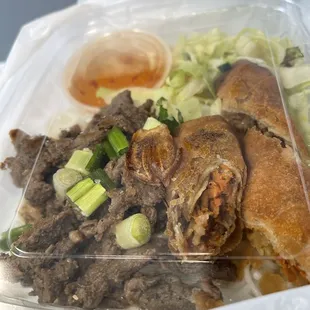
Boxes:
[66,178,95,202]
[65,149,93,175]
[158,104,169,122]
[218,62,232,72]
[163,118,180,135]
[281,46,304,67]
[177,109,184,124]
[143,117,162,130]
[86,144,105,172]
[0,224,32,251]
[115,213,151,249]
[90,168,115,190]
[157,105,180,134]
[75,184,108,217]
[107,127,129,156]
[53,168,83,200]
[102,140,118,160]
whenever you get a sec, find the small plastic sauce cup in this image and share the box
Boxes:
[63,30,172,108]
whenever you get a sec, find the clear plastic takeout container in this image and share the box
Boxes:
[0,0,310,309]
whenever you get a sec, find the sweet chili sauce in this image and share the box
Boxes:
[66,31,171,107]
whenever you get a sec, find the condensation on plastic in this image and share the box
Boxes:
[0,0,310,308]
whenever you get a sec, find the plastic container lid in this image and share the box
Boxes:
[1,0,309,260]
[1,0,310,309]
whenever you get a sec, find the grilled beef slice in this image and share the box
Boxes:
[125,274,197,310]
[124,259,235,310]
[3,91,152,215]
[64,242,155,309]
[17,208,79,252]
[96,159,165,240]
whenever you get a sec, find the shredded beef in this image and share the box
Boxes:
[78,220,98,239]
[157,260,236,285]
[121,171,165,208]
[32,259,79,304]
[59,124,81,139]
[24,178,54,207]
[125,274,196,310]
[96,158,165,240]
[3,91,151,215]
[86,91,152,134]
[126,258,233,310]
[107,171,165,218]
[104,156,165,212]
[44,198,66,217]
[10,209,81,288]
[141,205,157,227]
[12,224,115,304]
[99,287,129,309]
[154,202,168,233]
[3,130,45,187]
[62,235,165,308]
[104,155,125,185]
[17,209,79,252]
[96,172,165,240]
[65,247,154,308]
[9,233,235,310]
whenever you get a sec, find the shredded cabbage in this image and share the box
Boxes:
[96,28,310,128]
[279,65,310,94]
[234,28,290,66]
[153,28,294,121]
[279,65,310,155]
[287,90,310,151]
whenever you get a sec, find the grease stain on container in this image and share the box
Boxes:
[64,30,172,107]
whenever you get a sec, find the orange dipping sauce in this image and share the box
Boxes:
[65,31,171,107]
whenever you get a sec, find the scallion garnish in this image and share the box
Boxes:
[115,213,151,249]
[75,183,108,217]
[157,101,181,134]
[162,118,179,134]
[218,62,232,73]
[66,178,95,202]
[86,144,105,172]
[102,140,118,160]
[0,224,32,251]
[107,127,129,156]
[65,149,93,175]
[90,168,115,190]
[158,103,169,122]
[53,168,83,200]
[177,109,184,124]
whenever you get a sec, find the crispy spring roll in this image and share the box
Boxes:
[217,60,310,283]
[126,124,180,187]
[166,116,246,257]
[217,59,308,158]
[243,128,310,283]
